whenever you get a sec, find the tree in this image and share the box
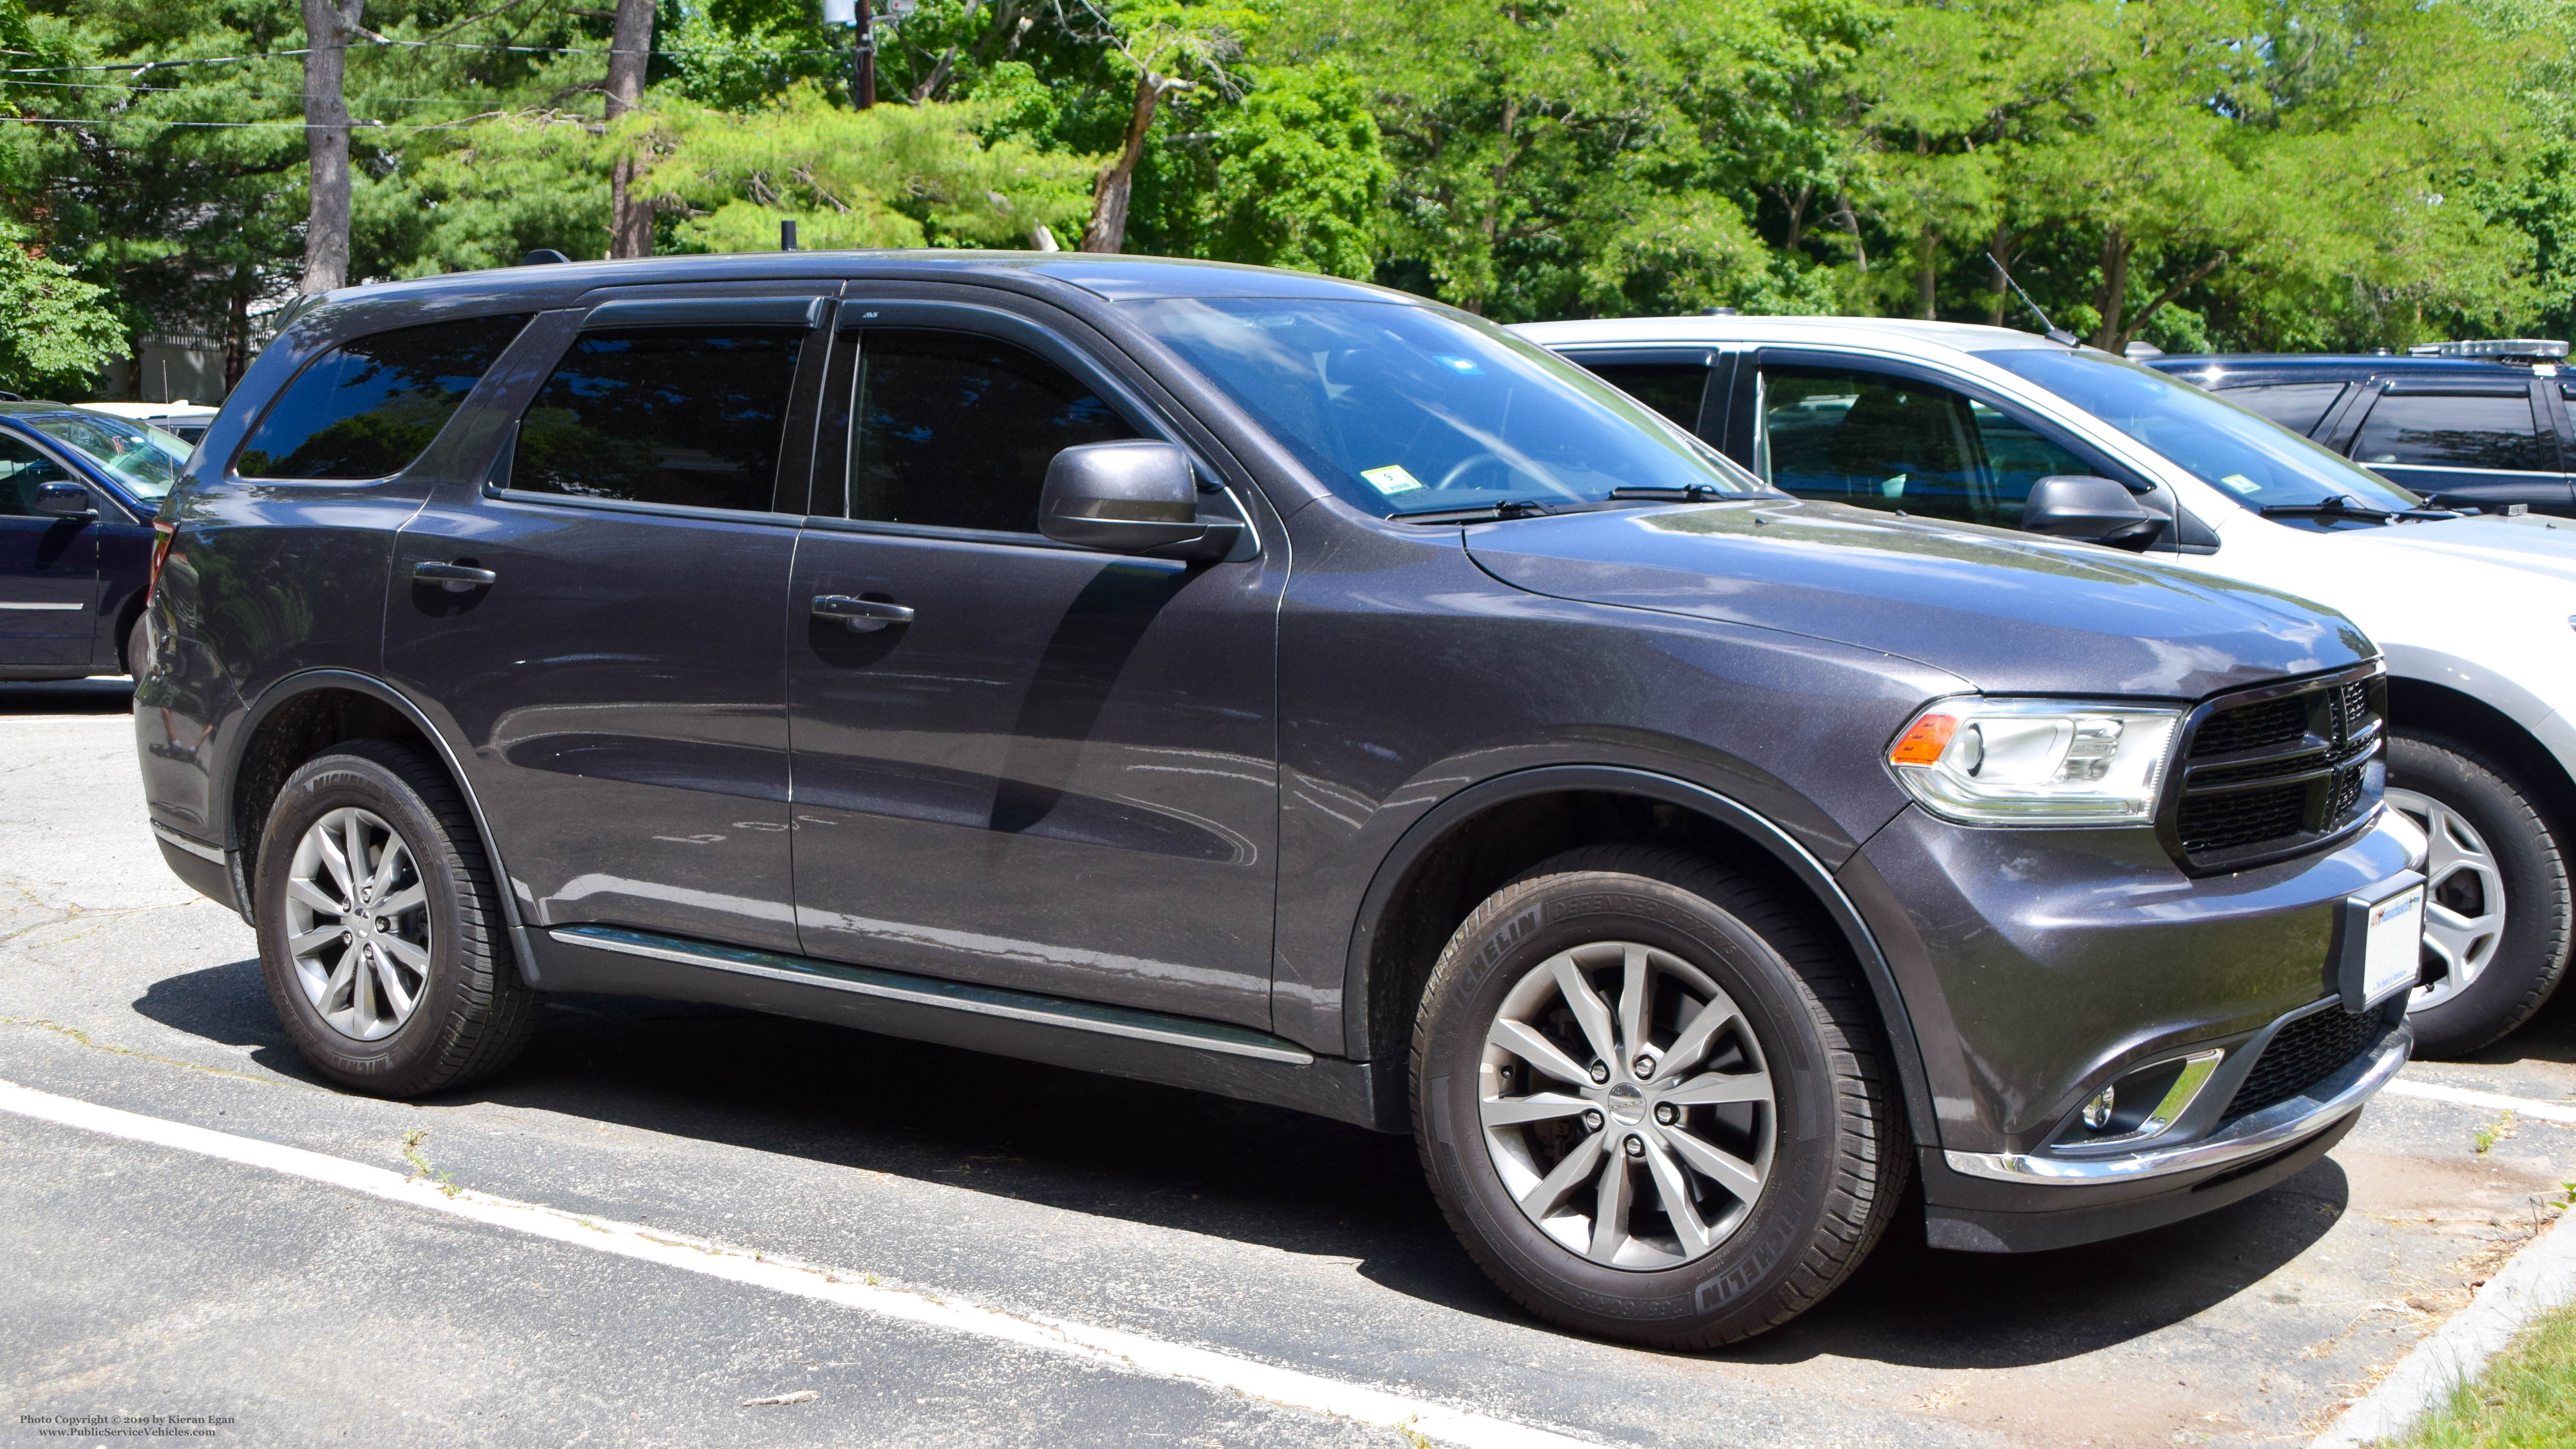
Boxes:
[300,0,365,294]
[0,220,126,397]
[1072,0,1259,254]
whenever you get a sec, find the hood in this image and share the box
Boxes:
[1465,500,2373,699]
[2335,511,2576,588]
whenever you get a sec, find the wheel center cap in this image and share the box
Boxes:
[1606,1082,1646,1125]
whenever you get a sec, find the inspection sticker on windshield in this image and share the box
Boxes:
[2220,473,2262,494]
[1362,464,1425,495]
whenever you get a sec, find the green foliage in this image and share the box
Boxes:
[0,218,125,395]
[4,0,2572,397]
[2397,1297,2576,1449]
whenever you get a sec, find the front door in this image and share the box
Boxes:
[785,300,1283,1028]
[0,433,99,668]
[385,290,828,953]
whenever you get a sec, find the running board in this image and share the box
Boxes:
[550,924,1312,1064]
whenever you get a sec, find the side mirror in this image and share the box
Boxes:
[33,481,96,518]
[1039,441,1239,560]
[2020,475,2166,551]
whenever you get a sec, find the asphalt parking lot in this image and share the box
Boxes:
[5,677,2574,1449]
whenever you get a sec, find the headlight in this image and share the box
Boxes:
[1887,697,2182,826]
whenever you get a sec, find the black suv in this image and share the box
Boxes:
[139,253,2419,1347]
[2148,344,2576,516]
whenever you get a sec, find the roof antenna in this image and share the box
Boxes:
[1988,253,2080,348]
[781,219,799,251]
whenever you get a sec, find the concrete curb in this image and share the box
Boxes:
[2310,1199,2576,1448]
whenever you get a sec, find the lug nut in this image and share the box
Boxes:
[1582,1109,1604,1131]
[1588,1061,1610,1084]
[1633,1055,1655,1080]
[1624,1135,1646,1158]
[1654,1103,1677,1125]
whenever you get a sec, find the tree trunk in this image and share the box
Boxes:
[606,0,654,259]
[1915,224,1938,320]
[1079,69,1163,254]
[2092,225,2132,351]
[222,287,252,395]
[299,0,363,294]
[1984,222,2017,328]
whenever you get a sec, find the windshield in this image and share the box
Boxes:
[1125,297,1765,516]
[1975,347,2422,518]
[22,411,193,501]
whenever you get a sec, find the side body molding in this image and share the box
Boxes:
[214,667,546,988]
[1338,764,1937,1146]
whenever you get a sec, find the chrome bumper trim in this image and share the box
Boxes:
[150,822,226,865]
[1944,1023,2409,1185]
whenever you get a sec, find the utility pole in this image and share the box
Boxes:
[823,0,874,108]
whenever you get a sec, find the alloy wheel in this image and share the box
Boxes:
[2388,787,2506,1012]
[1479,940,1775,1269]
[284,806,433,1042]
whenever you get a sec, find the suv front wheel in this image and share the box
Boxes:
[1411,846,1908,1348]
[2387,732,2573,1057]
[254,740,540,1095]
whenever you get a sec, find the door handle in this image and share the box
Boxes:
[414,561,497,592]
[811,594,915,632]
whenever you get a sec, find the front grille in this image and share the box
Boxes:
[2224,1005,2388,1118]
[2166,670,2385,871]
[2191,696,2307,756]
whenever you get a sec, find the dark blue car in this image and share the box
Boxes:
[0,402,190,680]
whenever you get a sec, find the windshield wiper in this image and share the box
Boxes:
[1391,498,1559,524]
[2258,495,2397,524]
[1606,484,1732,502]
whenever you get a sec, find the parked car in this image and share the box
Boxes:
[2143,341,2576,518]
[75,399,222,446]
[140,255,2419,1348]
[1520,314,2575,1059]
[0,402,189,680]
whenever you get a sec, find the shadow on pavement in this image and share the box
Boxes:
[133,958,2346,1366]
[0,678,132,714]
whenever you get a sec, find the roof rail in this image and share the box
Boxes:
[2404,338,2569,361]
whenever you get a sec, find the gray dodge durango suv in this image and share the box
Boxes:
[136,253,2421,1347]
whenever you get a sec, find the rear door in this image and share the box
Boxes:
[384,288,829,954]
[2338,379,2572,513]
[783,294,1284,1028]
[0,430,98,667]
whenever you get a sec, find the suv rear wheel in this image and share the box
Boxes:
[2387,732,2572,1057]
[1411,845,1908,1348]
[253,740,539,1095]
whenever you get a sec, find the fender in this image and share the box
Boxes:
[1339,763,1939,1147]
[215,667,545,989]
[2383,641,2576,797]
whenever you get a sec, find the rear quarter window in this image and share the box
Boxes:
[2213,382,2346,435]
[235,314,532,480]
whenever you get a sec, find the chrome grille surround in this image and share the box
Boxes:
[2157,662,2387,874]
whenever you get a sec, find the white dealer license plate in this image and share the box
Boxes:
[2361,884,2425,1006]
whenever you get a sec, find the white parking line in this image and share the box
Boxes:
[2382,1078,2576,1125]
[0,1079,1597,1449]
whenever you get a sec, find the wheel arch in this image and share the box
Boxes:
[217,668,542,987]
[1339,764,1936,1144]
[2387,673,2576,832]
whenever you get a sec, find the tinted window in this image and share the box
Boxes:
[506,327,803,513]
[237,314,530,480]
[2216,383,2346,435]
[1128,297,1761,517]
[1969,399,2096,508]
[1581,362,1710,431]
[841,329,1135,533]
[2353,392,2552,471]
[0,435,70,515]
